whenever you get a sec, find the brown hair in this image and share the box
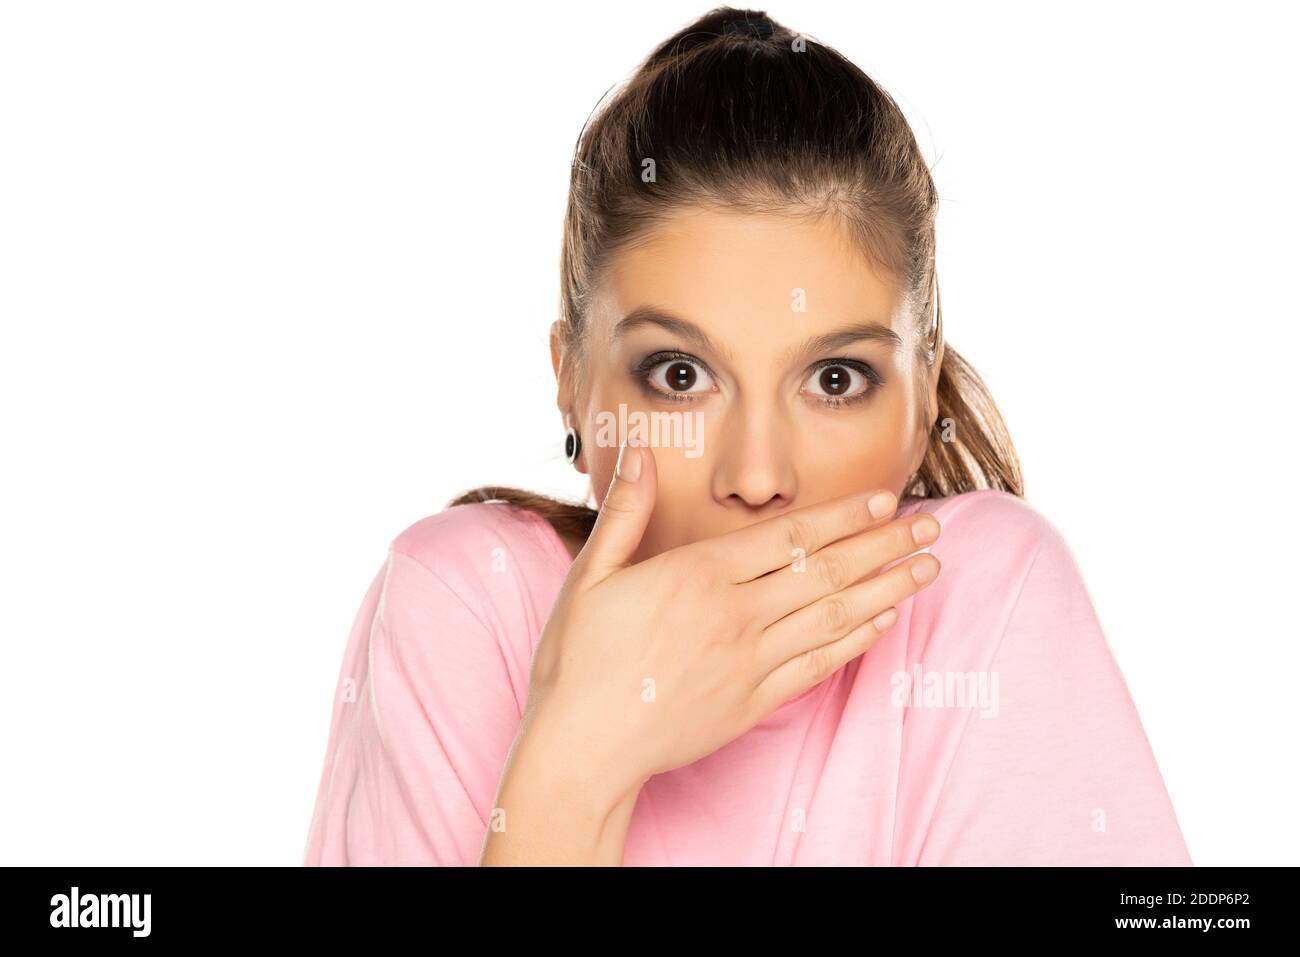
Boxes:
[449,6,1023,543]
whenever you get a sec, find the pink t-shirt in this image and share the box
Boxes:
[302,489,1192,866]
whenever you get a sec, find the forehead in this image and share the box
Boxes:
[599,206,904,351]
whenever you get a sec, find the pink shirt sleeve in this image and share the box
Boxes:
[894,491,1192,865]
[303,508,540,866]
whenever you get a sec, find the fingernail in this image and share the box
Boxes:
[912,515,939,546]
[615,441,642,482]
[872,608,898,631]
[911,557,938,584]
[867,490,896,519]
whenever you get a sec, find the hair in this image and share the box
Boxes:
[449,6,1023,545]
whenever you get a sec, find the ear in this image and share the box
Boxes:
[549,319,564,382]
[909,339,945,478]
[550,320,572,411]
[927,337,944,427]
[550,320,589,475]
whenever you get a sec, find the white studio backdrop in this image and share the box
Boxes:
[1,1,1296,865]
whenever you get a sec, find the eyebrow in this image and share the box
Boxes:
[611,306,902,365]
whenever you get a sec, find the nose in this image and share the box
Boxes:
[709,401,797,512]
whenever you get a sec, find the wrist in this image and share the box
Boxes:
[507,717,646,824]
[483,736,643,866]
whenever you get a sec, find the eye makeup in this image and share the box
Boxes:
[803,357,884,408]
[629,349,885,408]
[630,350,717,404]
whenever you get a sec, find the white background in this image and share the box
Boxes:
[1,1,1296,865]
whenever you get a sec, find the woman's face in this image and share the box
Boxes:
[552,205,941,563]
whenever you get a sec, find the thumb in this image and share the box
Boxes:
[577,437,657,583]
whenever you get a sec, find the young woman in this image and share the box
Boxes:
[303,7,1191,866]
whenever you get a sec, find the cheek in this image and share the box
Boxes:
[579,376,639,488]
[632,447,709,558]
[795,394,920,497]
[580,377,706,517]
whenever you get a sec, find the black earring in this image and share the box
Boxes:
[564,426,581,464]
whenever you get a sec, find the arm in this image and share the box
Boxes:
[303,547,539,865]
[304,535,645,866]
[895,494,1192,865]
[478,726,644,866]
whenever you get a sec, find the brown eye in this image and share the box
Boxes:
[645,356,714,399]
[819,366,851,396]
[802,361,876,405]
[666,361,697,391]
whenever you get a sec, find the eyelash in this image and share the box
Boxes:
[631,351,883,408]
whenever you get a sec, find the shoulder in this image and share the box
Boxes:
[900,488,1068,568]
[387,502,570,587]
[351,504,566,721]
[897,489,1084,624]
[897,490,1092,667]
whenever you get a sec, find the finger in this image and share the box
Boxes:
[572,437,658,584]
[752,601,905,716]
[755,551,940,676]
[738,512,940,627]
[716,487,900,584]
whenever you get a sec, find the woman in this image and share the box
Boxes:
[303,7,1191,866]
